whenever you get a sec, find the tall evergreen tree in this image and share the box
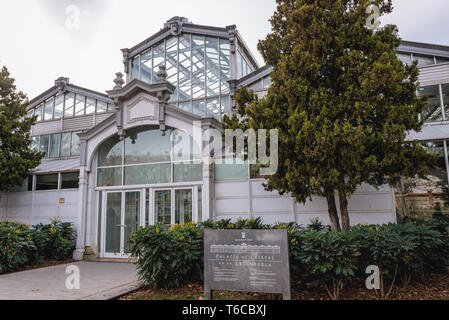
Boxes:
[224,0,435,230]
[0,66,43,192]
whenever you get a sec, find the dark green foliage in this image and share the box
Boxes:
[224,0,436,231]
[0,220,75,273]
[129,217,449,299]
[0,67,43,192]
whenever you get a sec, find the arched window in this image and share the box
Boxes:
[97,126,202,187]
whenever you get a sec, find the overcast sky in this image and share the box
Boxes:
[0,0,448,99]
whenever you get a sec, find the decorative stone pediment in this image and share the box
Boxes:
[126,94,159,125]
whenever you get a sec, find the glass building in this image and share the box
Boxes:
[2,18,449,261]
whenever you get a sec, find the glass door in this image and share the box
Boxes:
[102,190,142,258]
[153,188,194,225]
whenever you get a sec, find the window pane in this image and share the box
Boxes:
[60,132,71,157]
[71,132,80,156]
[125,127,171,164]
[36,174,58,191]
[172,130,200,162]
[31,136,40,152]
[153,42,165,83]
[263,76,272,89]
[414,54,435,67]
[131,56,140,80]
[207,97,220,120]
[107,103,115,112]
[40,135,49,158]
[141,49,152,84]
[178,34,191,101]
[49,133,61,158]
[397,52,412,65]
[64,93,75,118]
[44,98,54,121]
[192,99,205,117]
[174,162,203,182]
[215,160,249,181]
[98,135,122,167]
[419,85,442,122]
[97,167,122,187]
[11,176,29,192]
[221,95,230,119]
[442,84,449,120]
[105,192,121,253]
[124,163,171,185]
[96,100,107,113]
[166,37,178,102]
[436,56,449,64]
[54,94,64,119]
[237,51,243,79]
[192,35,205,99]
[206,36,220,97]
[61,172,79,189]
[175,189,192,224]
[220,39,230,94]
[178,101,191,113]
[85,97,95,115]
[35,104,43,121]
[74,94,85,116]
[154,190,171,225]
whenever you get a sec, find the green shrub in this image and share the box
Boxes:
[0,220,75,274]
[0,222,38,273]
[31,219,75,261]
[128,217,449,298]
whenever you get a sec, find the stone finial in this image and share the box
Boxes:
[113,72,125,90]
[164,17,189,36]
[55,77,70,93]
[156,66,168,83]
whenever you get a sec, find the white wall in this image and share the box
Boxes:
[2,190,79,227]
[214,180,396,226]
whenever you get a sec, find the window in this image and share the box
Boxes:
[71,132,80,156]
[131,56,140,81]
[49,133,61,158]
[64,93,75,118]
[419,85,443,122]
[97,127,203,187]
[141,49,152,84]
[85,97,96,115]
[414,54,435,67]
[11,176,33,192]
[54,94,64,119]
[74,94,85,116]
[442,84,449,120]
[397,52,412,65]
[44,98,54,121]
[40,135,49,159]
[36,174,58,191]
[178,34,191,101]
[61,172,79,189]
[192,35,206,99]
[60,132,71,157]
[220,39,231,95]
[153,42,165,84]
[215,159,249,181]
[206,36,220,97]
[166,37,178,102]
[96,100,107,113]
[436,56,449,64]
[35,104,43,121]
[32,132,80,158]
[237,50,243,79]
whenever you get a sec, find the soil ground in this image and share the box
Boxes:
[120,272,449,300]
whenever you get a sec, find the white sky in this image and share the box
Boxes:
[0,0,448,99]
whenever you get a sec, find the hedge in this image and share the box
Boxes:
[128,217,449,299]
[0,219,75,274]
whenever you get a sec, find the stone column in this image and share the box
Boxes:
[73,166,89,261]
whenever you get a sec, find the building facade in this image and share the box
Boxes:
[2,17,447,260]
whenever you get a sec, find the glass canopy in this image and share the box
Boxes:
[130,34,231,121]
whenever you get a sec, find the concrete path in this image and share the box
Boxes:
[0,261,140,300]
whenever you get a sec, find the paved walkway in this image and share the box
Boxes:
[0,261,139,300]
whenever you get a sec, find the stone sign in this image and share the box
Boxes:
[204,229,291,300]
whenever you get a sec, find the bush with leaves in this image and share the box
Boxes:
[0,222,38,273]
[31,219,75,261]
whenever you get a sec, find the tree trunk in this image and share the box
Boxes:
[326,191,341,232]
[339,193,350,230]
